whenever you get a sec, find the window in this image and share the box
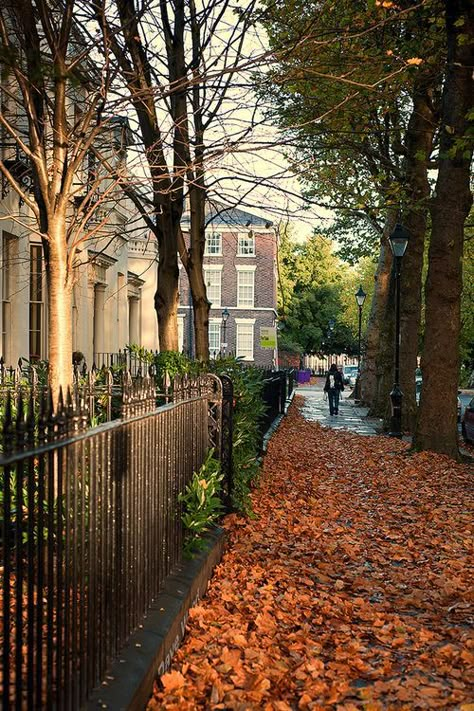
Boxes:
[2,233,13,360]
[204,268,222,307]
[209,321,221,358]
[237,269,255,307]
[29,244,43,360]
[178,316,184,353]
[204,231,222,255]
[236,322,254,361]
[237,232,255,256]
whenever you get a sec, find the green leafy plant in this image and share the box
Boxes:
[153,351,201,385]
[210,358,267,513]
[179,448,224,556]
[126,343,155,364]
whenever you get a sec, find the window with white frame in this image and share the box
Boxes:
[1,232,14,362]
[236,322,254,360]
[208,321,221,358]
[237,269,255,307]
[204,231,222,255]
[204,267,222,307]
[237,231,255,256]
[178,315,185,353]
[29,244,44,361]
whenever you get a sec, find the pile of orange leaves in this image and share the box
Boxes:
[148,398,473,710]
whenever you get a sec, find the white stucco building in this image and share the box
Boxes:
[0,178,159,369]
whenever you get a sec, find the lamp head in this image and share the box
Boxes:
[389,223,410,258]
[222,307,230,323]
[355,285,367,307]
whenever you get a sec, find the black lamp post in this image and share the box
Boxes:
[221,308,230,356]
[354,285,366,400]
[328,318,335,362]
[388,223,410,437]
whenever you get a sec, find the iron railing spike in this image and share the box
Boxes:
[3,390,14,453]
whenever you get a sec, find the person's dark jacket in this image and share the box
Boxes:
[324,369,344,392]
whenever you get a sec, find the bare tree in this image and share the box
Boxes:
[0,0,125,399]
[93,0,262,359]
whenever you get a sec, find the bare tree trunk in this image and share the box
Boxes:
[46,224,73,401]
[398,70,437,431]
[178,0,210,361]
[187,182,209,360]
[155,209,179,352]
[415,0,473,457]
[360,213,396,411]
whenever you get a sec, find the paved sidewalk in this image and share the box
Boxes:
[148,403,474,710]
[297,385,383,436]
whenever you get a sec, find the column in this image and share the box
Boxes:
[128,296,140,346]
[93,283,106,361]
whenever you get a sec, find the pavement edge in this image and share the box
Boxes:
[86,526,226,711]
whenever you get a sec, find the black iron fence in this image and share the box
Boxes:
[0,361,173,427]
[0,374,230,710]
[93,349,158,377]
[0,362,292,709]
[259,370,295,445]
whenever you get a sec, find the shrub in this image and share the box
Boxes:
[178,448,224,556]
[210,358,267,513]
[153,351,201,392]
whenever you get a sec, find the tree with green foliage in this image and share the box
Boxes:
[415,0,473,458]
[277,231,363,355]
[258,0,467,437]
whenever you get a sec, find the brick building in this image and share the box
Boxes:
[178,206,278,368]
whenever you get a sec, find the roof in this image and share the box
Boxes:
[181,203,273,229]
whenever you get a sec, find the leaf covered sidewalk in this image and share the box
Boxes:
[148,398,474,710]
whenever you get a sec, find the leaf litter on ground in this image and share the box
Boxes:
[147,396,474,710]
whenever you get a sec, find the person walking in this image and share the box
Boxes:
[324,363,344,415]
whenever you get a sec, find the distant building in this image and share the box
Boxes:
[178,205,278,368]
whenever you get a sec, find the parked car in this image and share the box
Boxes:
[416,379,462,421]
[461,397,474,443]
[342,365,358,386]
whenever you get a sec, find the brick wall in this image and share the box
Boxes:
[178,220,278,367]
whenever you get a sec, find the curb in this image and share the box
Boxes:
[261,390,295,455]
[86,527,226,711]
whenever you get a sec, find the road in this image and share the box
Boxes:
[459,390,473,412]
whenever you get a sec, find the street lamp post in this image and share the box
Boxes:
[221,308,229,356]
[328,318,335,363]
[354,285,366,400]
[388,224,410,438]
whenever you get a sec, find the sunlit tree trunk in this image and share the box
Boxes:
[46,223,73,398]
[415,0,473,457]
